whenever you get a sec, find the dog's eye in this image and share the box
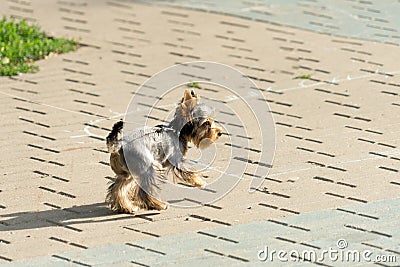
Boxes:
[202,120,211,127]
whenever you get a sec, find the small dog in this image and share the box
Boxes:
[106,89,223,214]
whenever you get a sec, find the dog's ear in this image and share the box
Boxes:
[182,89,199,102]
[181,89,199,113]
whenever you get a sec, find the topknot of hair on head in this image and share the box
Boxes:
[191,103,214,121]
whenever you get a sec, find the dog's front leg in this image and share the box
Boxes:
[170,163,206,188]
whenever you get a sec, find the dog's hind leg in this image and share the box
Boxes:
[132,165,169,211]
[106,175,139,214]
[133,185,168,211]
[106,152,140,214]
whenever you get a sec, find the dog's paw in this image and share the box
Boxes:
[160,202,169,210]
[154,201,169,211]
[110,204,139,214]
[193,178,207,188]
[129,205,140,214]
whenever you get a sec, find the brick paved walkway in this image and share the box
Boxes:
[1,1,399,266]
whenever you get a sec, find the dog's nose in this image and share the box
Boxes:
[217,131,222,137]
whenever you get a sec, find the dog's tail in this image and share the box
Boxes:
[107,120,123,153]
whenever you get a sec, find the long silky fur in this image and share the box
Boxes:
[106,176,138,213]
[133,185,168,210]
[169,164,205,187]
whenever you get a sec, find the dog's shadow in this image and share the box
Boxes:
[0,202,160,232]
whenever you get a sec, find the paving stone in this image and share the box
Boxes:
[0,0,399,266]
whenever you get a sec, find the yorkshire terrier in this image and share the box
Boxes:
[106,89,223,214]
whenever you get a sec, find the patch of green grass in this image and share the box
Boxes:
[0,17,78,76]
[294,74,312,80]
[187,82,201,89]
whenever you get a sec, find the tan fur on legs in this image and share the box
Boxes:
[110,152,128,177]
[106,151,140,213]
[107,151,168,212]
[106,175,139,214]
[106,174,168,213]
[132,186,168,211]
[170,166,206,188]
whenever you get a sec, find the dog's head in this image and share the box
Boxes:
[179,89,223,149]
